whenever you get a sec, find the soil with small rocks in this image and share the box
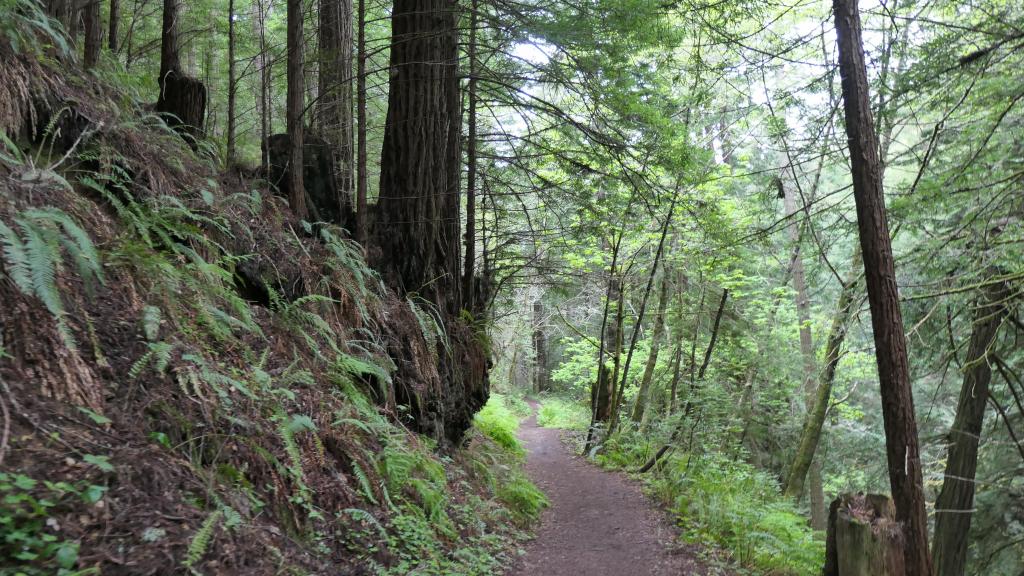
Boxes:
[508,405,721,576]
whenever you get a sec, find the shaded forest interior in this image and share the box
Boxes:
[1,0,1023,574]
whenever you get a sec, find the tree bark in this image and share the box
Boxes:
[82,0,102,68]
[286,0,308,218]
[631,274,669,423]
[226,0,237,166]
[256,0,271,174]
[781,178,826,530]
[833,1,931,573]
[318,0,355,224]
[462,0,479,306]
[532,300,547,393]
[783,251,861,503]
[932,275,1011,576]
[824,494,905,576]
[608,193,677,435]
[156,0,206,139]
[354,0,367,245]
[108,0,119,52]
[586,235,622,453]
[374,0,462,312]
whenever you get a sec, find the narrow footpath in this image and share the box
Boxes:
[509,406,713,576]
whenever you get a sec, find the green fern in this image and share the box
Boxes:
[128,341,175,379]
[0,207,103,349]
[183,510,222,571]
[142,305,162,341]
[350,461,379,505]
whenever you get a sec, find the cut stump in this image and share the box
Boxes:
[824,493,905,576]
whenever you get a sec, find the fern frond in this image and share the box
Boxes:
[142,305,162,341]
[0,220,32,291]
[183,510,222,569]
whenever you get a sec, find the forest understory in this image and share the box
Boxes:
[2,0,1024,575]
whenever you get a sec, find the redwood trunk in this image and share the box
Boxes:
[156,0,206,139]
[108,0,119,51]
[318,0,355,224]
[833,1,931,573]
[462,0,479,305]
[286,0,307,218]
[932,276,1010,576]
[82,0,102,68]
[374,0,462,312]
[355,0,367,245]
[226,0,237,166]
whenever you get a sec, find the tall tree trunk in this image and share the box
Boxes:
[532,300,546,393]
[609,194,677,435]
[780,178,826,530]
[783,251,861,502]
[833,1,931,573]
[932,275,1011,576]
[82,0,102,68]
[226,0,237,167]
[286,0,308,218]
[256,0,271,174]
[157,0,206,139]
[462,0,479,306]
[666,343,683,416]
[108,0,119,51]
[354,0,367,245]
[585,236,622,453]
[374,0,461,312]
[318,0,355,223]
[631,274,669,423]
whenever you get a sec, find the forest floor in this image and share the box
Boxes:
[508,404,718,576]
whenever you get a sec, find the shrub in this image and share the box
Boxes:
[536,397,590,431]
[473,394,525,455]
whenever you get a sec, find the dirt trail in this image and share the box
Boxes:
[509,406,712,576]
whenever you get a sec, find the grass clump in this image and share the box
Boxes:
[473,393,525,455]
[536,396,590,431]
[496,476,548,527]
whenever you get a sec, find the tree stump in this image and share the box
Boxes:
[156,70,207,142]
[824,493,905,576]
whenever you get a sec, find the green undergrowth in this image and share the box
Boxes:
[536,398,822,575]
[0,39,532,575]
[535,396,590,432]
[473,394,549,526]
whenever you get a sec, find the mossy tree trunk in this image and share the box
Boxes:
[783,250,861,509]
[631,274,669,424]
[932,274,1011,576]
[780,177,826,530]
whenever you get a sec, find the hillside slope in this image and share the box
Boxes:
[0,28,530,576]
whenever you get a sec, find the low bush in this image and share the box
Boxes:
[536,397,590,431]
[601,432,823,575]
